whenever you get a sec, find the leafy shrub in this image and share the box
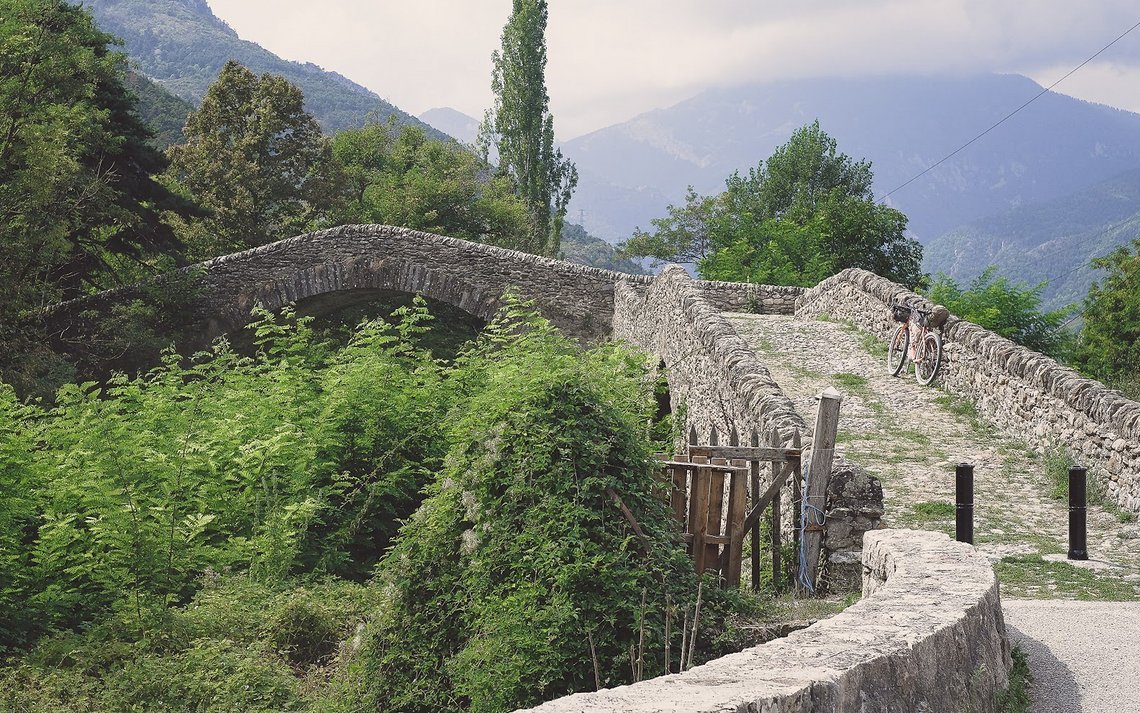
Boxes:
[359,306,755,713]
[927,267,1075,359]
[0,302,447,645]
[266,589,340,667]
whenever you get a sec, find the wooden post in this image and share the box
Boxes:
[667,453,689,527]
[724,440,747,587]
[791,428,802,583]
[690,462,711,573]
[769,425,782,591]
[749,430,761,593]
[801,388,841,593]
[704,457,727,575]
[724,430,744,587]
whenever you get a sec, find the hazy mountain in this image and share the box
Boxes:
[86,0,445,137]
[563,74,1140,243]
[924,167,1140,310]
[420,107,481,146]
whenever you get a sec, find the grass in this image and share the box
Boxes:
[893,429,931,446]
[1040,449,1136,522]
[832,372,867,389]
[994,554,1139,600]
[934,392,979,420]
[996,644,1032,713]
[933,391,997,437]
[751,592,856,624]
[911,501,954,520]
[789,364,822,380]
[1042,447,1074,501]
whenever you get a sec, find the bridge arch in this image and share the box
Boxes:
[183,224,646,341]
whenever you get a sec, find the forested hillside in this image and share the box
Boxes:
[86,0,446,137]
[924,168,1140,311]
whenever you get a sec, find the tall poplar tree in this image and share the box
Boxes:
[478,0,577,257]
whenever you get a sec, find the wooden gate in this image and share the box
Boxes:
[660,389,841,591]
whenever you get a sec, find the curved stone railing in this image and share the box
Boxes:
[517,529,1010,713]
[692,279,805,315]
[49,225,653,343]
[797,267,1140,512]
[613,266,806,444]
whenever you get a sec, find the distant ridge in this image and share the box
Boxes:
[86,0,448,138]
[562,74,1140,244]
[924,167,1140,311]
[420,107,481,146]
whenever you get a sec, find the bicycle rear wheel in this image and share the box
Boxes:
[914,332,943,385]
[887,325,909,376]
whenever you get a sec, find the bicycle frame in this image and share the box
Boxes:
[907,312,932,361]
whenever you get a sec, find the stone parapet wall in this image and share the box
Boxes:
[693,279,804,314]
[516,529,1010,713]
[50,224,653,344]
[613,266,806,445]
[796,268,1140,512]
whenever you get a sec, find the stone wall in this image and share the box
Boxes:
[613,267,882,592]
[822,460,885,592]
[613,266,806,446]
[796,267,1140,512]
[515,529,1011,713]
[692,279,804,314]
[49,224,652,344]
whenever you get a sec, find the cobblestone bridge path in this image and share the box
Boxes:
[725,312,1140,713]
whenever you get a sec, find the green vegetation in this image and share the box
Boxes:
[621,121,924,289]
[166,60,342,259]
[0,300,759,711]
[1042,447,1076,501]
[996,645,1033,713]
[331,120,531,249]
[832,372,867,389]
[994,554,1138,600]
[927,267,1075,359]
[1076,238,1140,398]
[478,0,578,256]
[0,0,199,394]
[911,501,955,520]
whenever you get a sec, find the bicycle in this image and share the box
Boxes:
[887,303,945,385]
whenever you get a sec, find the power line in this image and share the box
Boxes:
[877,18,1140,204]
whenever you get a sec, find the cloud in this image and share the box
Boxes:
[206,0,1140,137]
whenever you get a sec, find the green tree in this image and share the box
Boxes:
[330,121,530,247]
[620,187,725,265]
[927,268,1075,359]
[622,121,924,288]
[478,0,577,256]
[1078,240,1140,394]
[166,60,342,259]
[0,0,195,393]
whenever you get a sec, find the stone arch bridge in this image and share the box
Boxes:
[53,224,1140,710]
[55,223,1140,513]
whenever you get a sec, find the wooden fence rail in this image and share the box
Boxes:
[659,388,841,592]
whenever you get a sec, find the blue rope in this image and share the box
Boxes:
[797,450,832,593]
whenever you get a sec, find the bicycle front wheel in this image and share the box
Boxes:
[887,325,909,376]
[914,332,943,385]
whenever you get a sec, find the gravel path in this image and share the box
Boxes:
[723,312,1140,712]
[1004,600,1140,713]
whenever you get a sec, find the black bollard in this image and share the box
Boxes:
[955,463,974,545]
[1068,466,1088,560]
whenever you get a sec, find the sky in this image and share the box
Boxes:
[205,0,1140,140]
